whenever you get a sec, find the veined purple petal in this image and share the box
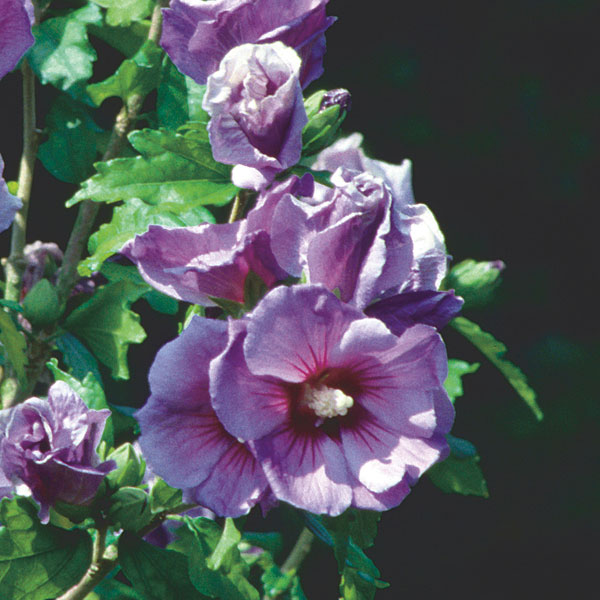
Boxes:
[138,317,268,516]
[0,0,34,80]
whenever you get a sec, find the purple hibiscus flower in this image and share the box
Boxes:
[0,154,23,233]
[0,381,115,522]
[136,317,269,517]
[121,216,288,307]
[161,0,335,88]
[210,285,454,515]
[0,0,34,80]
[313,133,450,293]
[203,42,308,190]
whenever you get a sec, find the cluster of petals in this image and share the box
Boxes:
[138,285,454,516]
[0,382,115,522]
[203,41,308,190]
[161,0,335,88]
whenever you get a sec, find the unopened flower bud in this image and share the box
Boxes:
[320,88,352,114]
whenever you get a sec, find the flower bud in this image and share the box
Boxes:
[22,278,62,327]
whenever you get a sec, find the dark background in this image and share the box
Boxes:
[1,1,598,598]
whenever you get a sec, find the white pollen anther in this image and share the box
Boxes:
[304,384,354,418]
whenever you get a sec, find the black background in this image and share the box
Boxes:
[1,1,598,598]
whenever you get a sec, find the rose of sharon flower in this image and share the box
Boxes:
[313,134,448,292]
[210,285,454,515]
[136,317,269,517]
[0,381,115,522]
[203,42,308,190]
[0,154,23,233]
[0,0,35,80]
[161,0,335,88]
[121,213,288,307]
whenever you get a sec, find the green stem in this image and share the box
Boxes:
[228,190,249,223]
[55,526,118,600]
[262,527,314,599]
[4,59,38,302]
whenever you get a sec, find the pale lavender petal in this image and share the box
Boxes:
[350,475,411,511]
[365,290,464,336]
[122,223,284,306]
[0,0,34,80]
[243,285,361,382]
[0,154,22,232]
[251,426,352,515]
[210,324,290,441]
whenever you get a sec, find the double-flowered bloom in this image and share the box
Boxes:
[128,137,461,516]
[0,382,115,522]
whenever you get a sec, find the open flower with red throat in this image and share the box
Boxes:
[210,285,454,515]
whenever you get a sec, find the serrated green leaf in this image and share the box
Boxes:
[87,40,162,106]
[46,357,114,446]
[149,478,183,514]
[68,135,237,207]
[0,497,92,600]
[444,358,480,404]
[428,454,489,498]
[28,4,102,99]
[158,60,209,130]
[444,259,504,309]
[78,197,213,276]
[38,95,102,184]
[119,532,207,600]
[63,281,147,379]
[0,310,27,384]
[94,0,153,27]
[451,316,543,420]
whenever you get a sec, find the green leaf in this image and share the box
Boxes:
[38,95,102,184]
[88,20,149,58]
[46,357,114,446]
[444,259,504,309]
[208,518,242,571]
[444,358,480,404]
[345,510,380,550]
[28,4,102,99]
[87,40,162,105]
[22,279,61,327]
[108,487,152,531]
[78,197,213,276]
[68,128,237,207]
[118,531,207,600]
[450,316,543,420]
[94,0,154,27]
[185,517,259,600]
[105,443,146,489]
[0,497,92,600]
[149,478,183,514]
[64,280,147,379]
[54,332,103,382]
[241,532,283,559]
[0,310,27,384]
[261,565,296,599]
[158,60,209,130]
[428,454,489,498]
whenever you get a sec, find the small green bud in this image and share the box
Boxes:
[105,443,146,490]
[22,279,62,326]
